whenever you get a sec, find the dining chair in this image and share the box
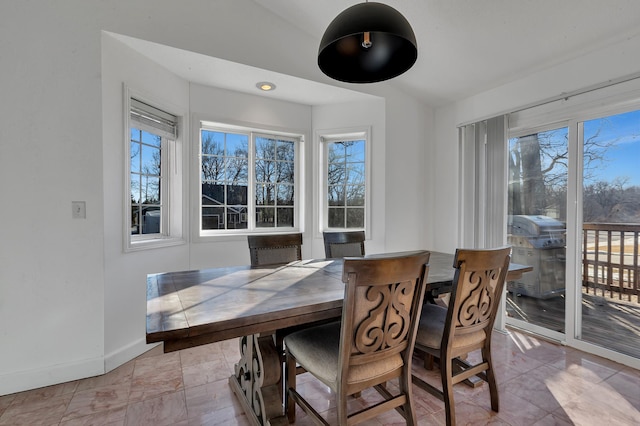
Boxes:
[412,246,511,426]
[323,230,366,258]
[247,233,303,266]
[284,251,431,425]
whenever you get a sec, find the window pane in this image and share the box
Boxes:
[202,207,224,229]
[142,176,160,203]
[226,133,248,156]
[277,207,294,227]
[277,161,294,184]
[346,163,365,185]
[202,182,224,205]
[142,130,161,147]
[202,156,224,182]
[131,206,141,235]
[328,207,345,228]
[328,142,345,161]
[327,163,344,184]
[328,185,344,206]
[277,140,295,162]
[346,208,364,228]
[225,157,248,183]
[141,206,160,234]
[130,141,140,173]
[256,184,276,206]
[200,129,251,230]
[346,184,365,206]
[141,144,161,175]
[256,207,275,227]
[256,160,276,183]
[227,206,248,229]
[128,118,166,243]
[256,137,276,160]
[345,140,365,162]
[130,174,141,203]
[201,130,224,155]
[227,184,248,205]
[326,139,366,229]
[277,184,294,205]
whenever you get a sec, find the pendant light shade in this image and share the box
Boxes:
[318,2,417,83]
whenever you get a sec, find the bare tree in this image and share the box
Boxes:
[201,132,225,182]
[509,126,616,218]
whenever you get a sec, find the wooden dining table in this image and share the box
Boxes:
[146,250,532,426]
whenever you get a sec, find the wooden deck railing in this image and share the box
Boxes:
[582,223,640,301]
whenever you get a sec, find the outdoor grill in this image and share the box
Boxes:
[507,215,566,299]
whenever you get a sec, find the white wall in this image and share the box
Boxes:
[1,0,433,395]
[101,34,192,372]
[382,88,434,252]
[0,1,107,394]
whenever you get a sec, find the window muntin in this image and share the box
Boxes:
[199,123,301,235]
[130,128,162,235]
[255,135,295,228]
[201,130,249,230]
[325,137,366,229]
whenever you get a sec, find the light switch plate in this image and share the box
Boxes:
[72,201,86,219]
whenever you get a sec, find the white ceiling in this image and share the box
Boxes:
[115,1,640,107]
[255,0,640,106]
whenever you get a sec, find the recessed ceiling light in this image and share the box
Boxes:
[256,81,276,91]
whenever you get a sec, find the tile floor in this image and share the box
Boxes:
[1,329,638,425]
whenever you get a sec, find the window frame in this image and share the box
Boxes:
[195,118,304,239]
[319,128,371,234]
[123,87,186,252]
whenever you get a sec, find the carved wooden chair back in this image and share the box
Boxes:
[285,250,430,425]
[323,230,365,258]
[247,233,303,266]
[413,246,511,426]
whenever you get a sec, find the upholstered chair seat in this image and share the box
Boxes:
[412,246,511,426]
[285,251,431,425]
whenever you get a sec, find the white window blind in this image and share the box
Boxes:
[130,98,177,138]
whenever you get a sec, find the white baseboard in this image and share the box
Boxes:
[104,337,161,373]
[0,339,162,396]
[0,357,104,396]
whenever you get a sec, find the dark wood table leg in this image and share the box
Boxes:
[229,334,288,426]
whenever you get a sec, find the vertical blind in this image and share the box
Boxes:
[458,115,508,249]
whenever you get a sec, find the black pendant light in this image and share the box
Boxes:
[318,2,417,84]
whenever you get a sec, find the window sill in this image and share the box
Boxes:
[125,236,186,252]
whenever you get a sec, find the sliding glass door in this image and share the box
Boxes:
[461,98,640,364]
[506,127,568,339]
[578,110,640,358]
[503,109,640,361]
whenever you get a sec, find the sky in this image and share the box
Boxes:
[585,110,640,187]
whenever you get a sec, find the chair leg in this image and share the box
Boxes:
[483,349,499,412]
[441,358,456,426]
[285,351,297,423]
[399,372,417,426]
[424,354,435,370]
